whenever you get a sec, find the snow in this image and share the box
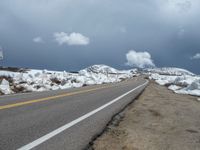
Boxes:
[80,65,119,74]
[149,73,177,85]
[0,79,13,94]
[0,65,136,95]
[168,85,181,91]
[1,65,199,98]
[149,68,200,97]
[175,80,200,97]
[146,67,194,76]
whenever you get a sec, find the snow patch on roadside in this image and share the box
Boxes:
[149,68,200,97]
[0,79,13,94]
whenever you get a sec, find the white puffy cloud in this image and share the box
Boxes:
[33,37,44,43]
[54,32,90,46]
[191,53,200,59]
[126,50,155,68]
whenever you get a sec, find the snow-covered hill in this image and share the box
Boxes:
[0,65,136,95]
[80,65,119,74]
[145,67,195,76]
[80,65,138,75]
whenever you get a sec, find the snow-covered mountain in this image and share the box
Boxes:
[80,64,138,75]
[144,67,195,76]
[79,65,119,74]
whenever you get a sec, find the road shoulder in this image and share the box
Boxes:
[92,82,200,150]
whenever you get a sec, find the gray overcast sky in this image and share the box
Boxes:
[0,0,200,73]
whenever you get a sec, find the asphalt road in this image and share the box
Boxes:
[0,77,148,150]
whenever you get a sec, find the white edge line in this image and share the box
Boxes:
[17,80,149,150]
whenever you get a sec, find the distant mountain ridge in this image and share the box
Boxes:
[79,64,138,75]
[144,67,195,76]
[0,65,195,76]
[80,65,119,74]
[80,65,195,76]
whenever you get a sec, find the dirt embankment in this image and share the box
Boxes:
[92,82,200,150]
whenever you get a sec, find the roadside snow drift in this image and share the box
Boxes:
[0,65,137,95]
[148,68,200,97]
[0,65,199,97]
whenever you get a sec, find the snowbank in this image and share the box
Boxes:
[0,79,13,94]
[150,73,200,97]
[1,65,198,98]
[0,65,136,95]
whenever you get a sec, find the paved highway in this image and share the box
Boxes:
[0,77,148,150]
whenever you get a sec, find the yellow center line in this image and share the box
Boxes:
[0,86,110,111]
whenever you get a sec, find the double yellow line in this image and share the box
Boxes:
[0,86,109,111]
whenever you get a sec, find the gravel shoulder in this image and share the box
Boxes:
[92,81,200,150]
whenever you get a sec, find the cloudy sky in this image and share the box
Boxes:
[0,0,200,73]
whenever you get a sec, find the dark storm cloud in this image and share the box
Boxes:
[0,0,199,73]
